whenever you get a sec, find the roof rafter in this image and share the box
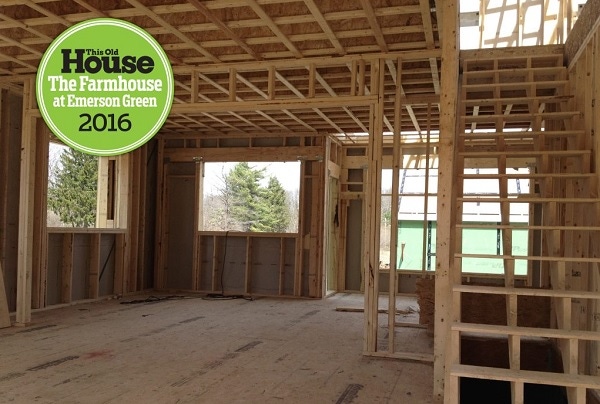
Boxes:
[125,0,220,63]
[174,81,247,134]
[187,0,262,61]
[197,72,274,133]
[71,0,107,16]
[358,0,388,53]
[245,0,303,58]
[22,0,72,27]
[236,73,314,131]
[418,0,441,96]
[386,60,422,133]
[302,0,345,56]
[275,71,353,139]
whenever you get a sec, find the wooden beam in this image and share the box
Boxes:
[125,0,219,63]
[419,0,436,46]
[236,72,309,131]
[171,95,376,114]
[245,0,302,58]
[188,0,261,60]
[303,0,345,55]
[22,0,72,27]
[176,50,442,75]
[385,60,423,132]
[451,364,600,389]
[164,145,323,163]
[275,71,348,136]
[358,0,389,52]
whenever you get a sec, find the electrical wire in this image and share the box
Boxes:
[120,295,185,304]
[99,239,116,281]
[204,231,253,301]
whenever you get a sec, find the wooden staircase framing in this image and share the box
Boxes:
[446,51,600,404]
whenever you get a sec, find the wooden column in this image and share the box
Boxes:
[31,121,49,309]
[322,137,332,295]
[434,0,459,400]
[309,158,323,297]
[127,149,141,292]
[154,140,166,289]
[16,78,36,325]
[388,57,403,353]
[192,160,203,290]
[363,58,385,353]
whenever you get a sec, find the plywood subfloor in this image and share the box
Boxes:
[0,293,433,404]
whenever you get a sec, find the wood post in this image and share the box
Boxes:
[16,78,36,325]
[388,57,403,353]
[363,58,385,353]
[192,160,203,291]
[31,120,49,310]
[435,0,459,400]
[154,140,166,290]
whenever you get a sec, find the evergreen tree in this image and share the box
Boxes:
[220,163,291,232]
[48,148,98,227]
[252,176,289,232]
[226,162,265,231]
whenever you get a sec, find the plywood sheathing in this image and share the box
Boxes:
[0,293,435,403]
[416,278,551,330]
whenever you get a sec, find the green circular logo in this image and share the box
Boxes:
[36,18,174,156]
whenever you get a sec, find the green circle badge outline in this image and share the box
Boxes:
[36,18,174,156]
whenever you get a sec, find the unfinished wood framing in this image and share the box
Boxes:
[435,0,460,400]
[443,31,600,404]
[478,0,580,48]
[1,1,599,403]
[15,77,35,325]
